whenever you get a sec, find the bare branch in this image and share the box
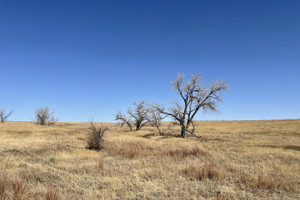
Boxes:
[115,111,133,131]
[0,109,13,123]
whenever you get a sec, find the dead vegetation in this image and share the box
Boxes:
[240,173,279,191]
[86,120,108,150]
[183,161,225,181]
[0,119,299,199]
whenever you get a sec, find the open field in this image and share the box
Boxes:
[0,120,299,199]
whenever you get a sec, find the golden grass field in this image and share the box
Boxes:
[0,119,300,199]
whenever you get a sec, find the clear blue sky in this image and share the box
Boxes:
[1,0,299,122]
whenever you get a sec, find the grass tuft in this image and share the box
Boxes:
[240,173,279,191]
[183,161,225,181]
[46,187,61,200]
[163,147,207,159]
[113,141,154,159]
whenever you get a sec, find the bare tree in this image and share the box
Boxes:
[0,109,13,123]
[115,111,133,131]
[86,120,108,150]
[148,105,166,135]
[115,100,149,131]
[155,73,228,139]
[35,107,58,126]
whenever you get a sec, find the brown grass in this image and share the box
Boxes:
[241,173,279,191]
[0,120,299,199]
[183,161,225,181]
[111,141,154,159]
[0,171,30,200]
[163,147,207,159]
[45,187,61,200]
[254,174,277,190]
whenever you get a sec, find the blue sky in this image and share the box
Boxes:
[0,0,299,122]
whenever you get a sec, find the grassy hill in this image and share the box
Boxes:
[0,120,299,199]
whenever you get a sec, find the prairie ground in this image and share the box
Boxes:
[0,119,299,199]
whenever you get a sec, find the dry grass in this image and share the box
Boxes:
[163,147,208,159]
[45,187,61,200]
[240,173,279,191]
[0,119,299,199]
[183,161,225,181]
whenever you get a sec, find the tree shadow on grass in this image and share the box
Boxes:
[258,145,300,152]
[140,133,156,138]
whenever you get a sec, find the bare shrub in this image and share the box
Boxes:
[0,109,13,123]
[155,73,228,138]
[46,187,61,200]
[183,161,225,181]
[115,100,149,131]
[35,107,58,126]
[163,147,207,159]
[86,120,108,150]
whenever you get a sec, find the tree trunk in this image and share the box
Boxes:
[136,123,140,131]
[157,126,162,136]
[181,128,187,138]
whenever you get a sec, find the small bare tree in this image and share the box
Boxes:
[87,120,108,150]
[156,73,228,139]
[148,105,166,135]
[35,107,58,126]
[115,111,133,131]
[115,100,149,131]
[0,109,13,123]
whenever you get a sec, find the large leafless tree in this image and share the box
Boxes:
[0,109,13,123]
[155,73,228,139]
[115,100,149,131]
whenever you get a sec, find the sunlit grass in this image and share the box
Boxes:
[0,119,299,199]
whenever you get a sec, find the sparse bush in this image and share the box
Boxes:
[0,109,13,123]
[183,161,225,181]
[86,120,108,150]
[35,107,58,126]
